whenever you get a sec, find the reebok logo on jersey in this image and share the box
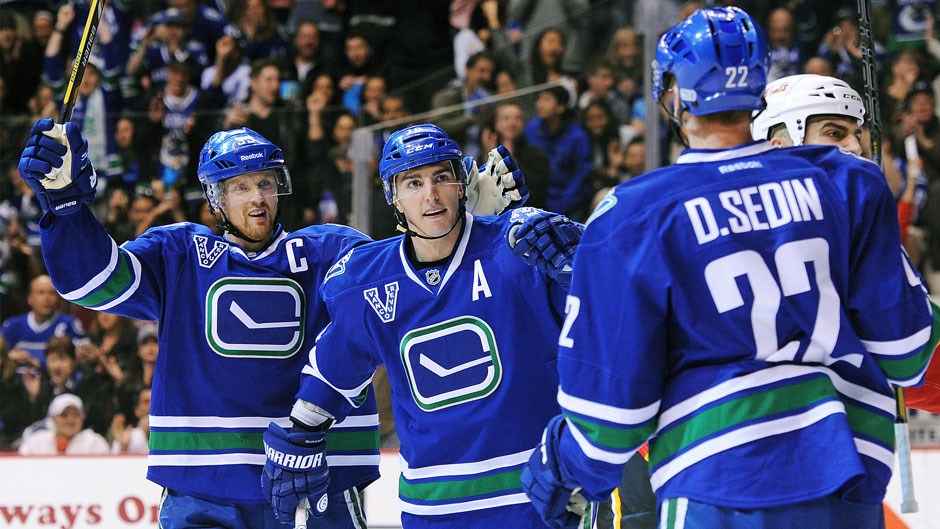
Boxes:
[239,152,263,161]
[264,443,323,470]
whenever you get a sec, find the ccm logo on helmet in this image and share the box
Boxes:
[405,144,432,155]
[239,152,264,161]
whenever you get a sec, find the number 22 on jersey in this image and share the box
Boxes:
[704,237,856,366]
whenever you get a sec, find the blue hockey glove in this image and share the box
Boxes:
[522,415,588,529]
[17,118,97,215]
[261,422,330,525]
[507,208,584,289]
[463,145,529,215]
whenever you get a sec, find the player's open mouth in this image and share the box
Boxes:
[424,208,446,218]
[249,209,267,218]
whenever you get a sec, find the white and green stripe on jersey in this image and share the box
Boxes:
[560,364,898,492]
[147,414,380,468]
[863,305,940,386]
[59,241,143,310]
[397,449,534,515]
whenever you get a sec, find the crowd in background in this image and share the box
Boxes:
[1,0,940,454]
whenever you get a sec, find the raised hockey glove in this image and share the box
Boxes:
[261,422,330,525]
[463,145,529,215]
[507,208,584,289]
[17,118,98,216]
[521,415,588,529]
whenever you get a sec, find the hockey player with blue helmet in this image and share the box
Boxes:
[17,121,383,528]
[271,122,586,529]
[522,6,938,529]
[197,127,293,246]
[18,115,541,527]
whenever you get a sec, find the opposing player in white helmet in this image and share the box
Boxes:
[752,74,866,155]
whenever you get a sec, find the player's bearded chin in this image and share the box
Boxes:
[235,200,276,239]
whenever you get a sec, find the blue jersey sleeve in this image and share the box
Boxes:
[296,253,380,421]
[555,200,669,499]
[39,207,167,321]
[297,320,379,422]
[842,159,935,386]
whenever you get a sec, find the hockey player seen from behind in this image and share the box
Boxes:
[753,74,940,415]
[17,121,382,528]
[521,7,939,529]
[260,123,590,529]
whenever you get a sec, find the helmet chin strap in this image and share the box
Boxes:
[395,204,465,241]
[660,99,690,149]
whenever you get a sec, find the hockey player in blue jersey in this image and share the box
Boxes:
[260,123,585,529]
[16,121,383,529]
[17,115,528,527]
[521,7,940,529]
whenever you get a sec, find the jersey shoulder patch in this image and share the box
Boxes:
[325,248,355,284]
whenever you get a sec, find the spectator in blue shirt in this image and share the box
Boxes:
[523,85,592,220]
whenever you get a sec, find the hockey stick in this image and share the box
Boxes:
[295,498,309,529]
[42,0,108,183]
[858,0,882,167]
[60,0,108,123]
[858,0,918,513]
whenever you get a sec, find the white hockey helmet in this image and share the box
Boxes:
[751,74,866,145]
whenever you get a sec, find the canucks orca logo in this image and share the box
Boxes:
[586,191,617,226]
[400,316,502,411]
[206,277,305,358]
[194,235,228,269]
[325,249,354,283]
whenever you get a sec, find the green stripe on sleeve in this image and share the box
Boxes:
[75,251,134,308]
[564,413,655,452]
[876,304,940,383]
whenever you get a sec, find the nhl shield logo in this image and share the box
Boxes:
[425,269,441,286]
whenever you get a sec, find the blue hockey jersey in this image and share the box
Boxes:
[1,312,86,366]
[38,207,379,503]
[556,142,937,508]
[297,212,567,524]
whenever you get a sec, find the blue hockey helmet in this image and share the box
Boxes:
[197,128,292,210]
[379,124,463,205]
[652,6,768,116]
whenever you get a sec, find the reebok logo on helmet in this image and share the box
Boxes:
[239,152,263,161]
